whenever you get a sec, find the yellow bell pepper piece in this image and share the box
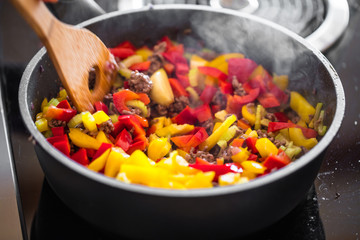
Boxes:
[214,110,228,122]
[164,117,172,127]
[206,53,244,68]
[186,86,200,103]
[41,98,48,112]
[116,172,131,183]
[212,122,222,133]
[241,161,266,174]
[289,127,318,150]
[185,171,215,189]
[254,104,265,130]
[231,147,250,163]
[36,112,43,120]
[217,61,228,74]
[120,164,170,187]
[188,68,206,89]
[242,170,257,180]
[88,148,111,172]
[273,74,288,91]
[148,138,171,161]
[242,104,256,126]
[35,118,49,132]
[82,112,97,132]
[255,138,278,158]
[57,89,68,102]
[68,128,102,150]
[219,125,239,142]
[199,114,237,151]
[156,124,194,137]
[93,111,110,125]
[104,147,129,178]
[204,75,217,86]
[67,113,83,128]
[290,91,315,123]
[96,131,113,145]
[190,54,208,69]
[218,172,250,186]
[129,150,156,167]
[135,47,153,61]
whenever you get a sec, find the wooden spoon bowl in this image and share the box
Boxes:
[11,0,114,112]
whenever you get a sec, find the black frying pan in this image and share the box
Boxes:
[18,5,345,239]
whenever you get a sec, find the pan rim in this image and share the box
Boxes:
[19,4,345,198]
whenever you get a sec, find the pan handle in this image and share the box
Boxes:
[46,0,106,25]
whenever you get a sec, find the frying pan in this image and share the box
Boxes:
[18,5,345,239]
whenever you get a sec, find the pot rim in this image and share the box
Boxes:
[19,4,345,197]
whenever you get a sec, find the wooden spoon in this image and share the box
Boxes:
[11,0,115,113]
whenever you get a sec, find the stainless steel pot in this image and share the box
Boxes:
[18,5,345,239]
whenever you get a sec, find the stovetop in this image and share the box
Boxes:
[0,0,359,239]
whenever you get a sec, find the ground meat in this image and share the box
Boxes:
[232,77,246,96]
[147,53,165,76]
[220,146,234,163]
[121,106,143,116]
[201,119,215,135]
[48,119,66,128]
[98,119,115,134]
[168,96,190,117]
[185,148,215,164]
[273,139,286,148]
[211,90,227,109]
[128,70,152,94]
[198,51,218,61]
[154,104,168,117]
[82,129,98,137]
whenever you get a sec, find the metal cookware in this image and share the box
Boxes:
[18,5,345,239]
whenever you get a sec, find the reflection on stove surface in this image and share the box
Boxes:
[31,181,324,240]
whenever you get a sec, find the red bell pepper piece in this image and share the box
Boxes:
[137,93,150,105]
[168,78,189,97]
[44,105,77,122]
[263,152,290,170]
[231,138,245,148]
[211,105,221,114]
[218,80,233,95]
[228,58,258,83]
[127,139,147,155]
[226,88,260,116]
[237,119,251,130]
[168,44,184,55]
[268,82,289,104]
[274,112,290,122]
[129,61,151,71]
[115,40,136,51]
[267,122,318,139]
[56,99,71,109]
[160,36,174,50]
[175,62,189,76]
[92,143,112,160]
[94,101,109,114]
[193,104,212,123]
[245,137,258,153]
[257,93,280,108]
[111,121,125,138]
[171,106,197,125]
[113,89,140,113]
[115,129,132,152]
[171,135,193,148]
[53,140,70,157]
[109,47,135,59]
[123,81,130,89]
[249,75,267,95]
[118,115,146,137]
[247,154,258,161]
[189,163,243,181]
[198,66,228,82]
[51,126,64,136]
[71,148,89,166]
[134,114,149,128]
[162,51,187,65]
[86,148,96,159]
[164,62,175,75]
[175,73,190,88]
[47,134,68,145]
[200,85,218,104]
